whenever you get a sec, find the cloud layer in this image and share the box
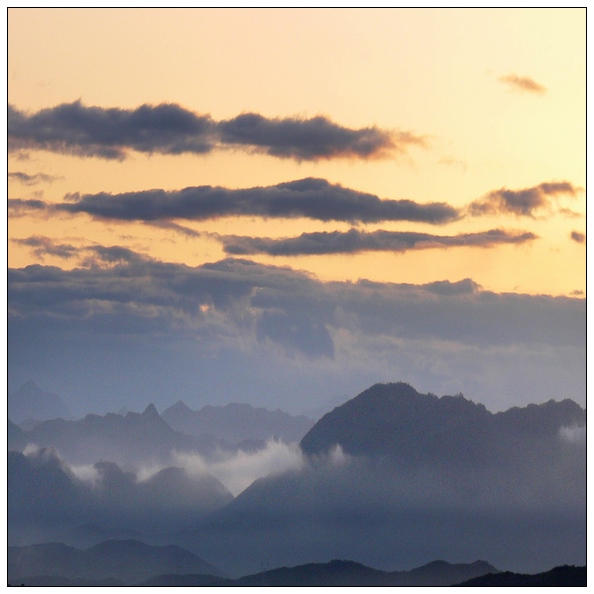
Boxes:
[8,101,422,161]
[8,250,585,416]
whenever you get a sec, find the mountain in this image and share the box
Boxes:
[138,558,498,586]
[455,565,586,587]
[8,419,27,451]
[8,539,224,585]
[18,404,202,466]
[8,448,233,547]
[8,380,71,424]
[300,382,586,468]
[177,382,585,576]
[161,400,314,443]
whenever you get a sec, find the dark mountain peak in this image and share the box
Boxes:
[300,381,584,466]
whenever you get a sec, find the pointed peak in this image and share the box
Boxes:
[142,403,159,418]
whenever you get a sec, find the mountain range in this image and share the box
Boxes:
[8,539,224,585]
[161,400,314,443]
[7,380,586,578]
[9,390,314,468]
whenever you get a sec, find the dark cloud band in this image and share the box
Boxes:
[15,178,458,225]
[221,228,537,256]
[8,101,420,161]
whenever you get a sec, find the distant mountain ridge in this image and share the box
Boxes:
[10,403,197,466]
[9,381,71,424]
[455,565,586,587]
[8,539,224,585]
[161,400,314,443]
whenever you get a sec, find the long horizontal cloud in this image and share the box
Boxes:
[468,181,581,217]
[13,178,459,224]
[11,179,579,225]
[8,101,421,161]
[221,228,537,256]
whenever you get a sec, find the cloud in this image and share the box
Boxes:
[499,74,547,94]
[11,178,582,227]
[218,112,424,160]
[221,228,537,256]
[7,198,49,217]
[468,181,581,217]
[8,251,585,417]
[11,236,79,260]
[9,171,59,185]
[570,231,585,244]
[172,440,305,496]
[8,101,421,161]
[12,178,458,225]
[8,101,215,160]
[558,424,586,444]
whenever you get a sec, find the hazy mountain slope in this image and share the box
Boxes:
[21,404,201,466]
[9,380,71,424]
[8,419,27,451]
[8,448,233,547]
[8,539,224,585]
[162,400,314,443]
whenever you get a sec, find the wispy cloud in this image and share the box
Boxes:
[221,228,537,256]
[7,198,50,217]
[11,236,79,260]
[8,101,424,162]
[468,181,581,217]
[8,171,60,186]
[499,74,547,94]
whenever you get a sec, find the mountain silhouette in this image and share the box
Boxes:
[8,539,224,585]
[161,400,314,443]
[455,564,586,587]
[226,558,499,587]
[300,381,585,469]
[9,380,71,424]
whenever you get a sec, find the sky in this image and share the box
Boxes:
[7,8,586,417]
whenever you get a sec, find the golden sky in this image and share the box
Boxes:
[8,8,585,295]
[7,9,586,416]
